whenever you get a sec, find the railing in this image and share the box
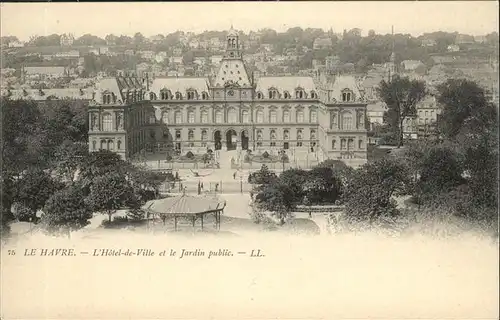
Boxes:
[159,180,254,194]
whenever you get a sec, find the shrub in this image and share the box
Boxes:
[244,154,252,163]
[165,154,173,161]
[186,151,195,159]
[262,151,270,159]
[127,209,146,221]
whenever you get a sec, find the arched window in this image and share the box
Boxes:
[310,110,317,123]
[268,89,278,99]
[102,113,113,131]
[100,140,106,150]
[149,113,156,124]
[162,112,168,124]
[310,129,316,140]
[242,110,250,123]
[342,90,353,102]
[342,112,353,130]
[257,92,264,99]
[188,130,194,141]
[295,89,304,99]
[358,140,363,149]
[108,140,114,150]
[228,109,237,123]
[201,110,209,123]
[201,130,208,141]
[269,110,277,123]
[175,111,182,124]
[187,91,196,100]
[296,110,304,123]
[175,91,183,100]
[332,139,336,149]
[160,89,170,100]
[150,92,157,100]
[283,110,290,123]
[215,110,223,123]
[92,140,97,150]
[310,91,317,99]
[341,139,346,150]
[283,129,289,140]
[283,91,291,99]
[348,139,354,150]
[297,129,303,140]
[256,110,264,123]
[117,140,122,150]
[103,93,112,104]
[188,110,195,123]
[201,92,209,100]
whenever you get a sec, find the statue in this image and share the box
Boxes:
[116,113,123,130]
[91,113,98,130]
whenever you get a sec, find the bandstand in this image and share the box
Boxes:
[143,194,227,232]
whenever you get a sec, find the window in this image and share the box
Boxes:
[425,111,429,117]
[295,90,304,99]
[201,92,209,100]
[103,93,112,104]
[102,113,113,131]
[256,110,264,123]
[163,130,169,138]
[297,129,303,140]
[269,110,277,123]
[332,139,336,149]
[228,109,237,123]
[175,111,182,124]
[175,130,181,140]
[100,140,106,150]
[150,92,157,100]
[331,112,338,128]
[150,130,155,139]
[201,110,209,123]
[283,129,289,140]
[187,91,196,100]
[310,129,316,140]
[215,110,223,123]
[242,110,250,123]
[296,110,304,123]
[341,139,346,150]
[149,113,156,124]
[358,140,363,149]
[310,110,317,123]
[162,112,168,124]
[188,130,194,141]
[283,110,290,123]
[342,90,352,102]
[201,130,207,141]
[283,91,291,99]
[257,92,263,99]
[108,140,114,150]
[270,130,276,146]
[424,118,428,125]
[342,112,353,130]
[348,139,354,150]
[160,90,169,100]
[188,110,195,123]
[268,89,278,99]
[310,91,317,99]
[175,92,183,100]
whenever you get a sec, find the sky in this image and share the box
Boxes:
[1,1,498,41]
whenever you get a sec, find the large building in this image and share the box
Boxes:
[88,27,369,167]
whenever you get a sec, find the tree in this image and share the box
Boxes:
[344,158,411,223]
[86,172,137,222]
[42,185,93,237]
[304,167,342,205]
[78,150,125,192]
[254,182,295,225]
[279,169,309,204]
[13,169,64,219]
[377,76,427,148]
[248,164,278,185]
[52,140,89,182]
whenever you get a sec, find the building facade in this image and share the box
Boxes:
[88,27,368,167]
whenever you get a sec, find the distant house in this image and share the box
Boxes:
[400,60,425,72]
[60,34,75,46]
[421,39,437,47]
[313,37,333,50]
[24,66,67,79]
[173,47,183,57]
[148,35,164,44]
[189,39,200,49]
[140,51,155,60]
[8,40,25,48]
[124,49,135,56]
[169,56,183,65]
[447,44,460,52]
[474,35,488,44]
[155,52,168,63]
[88,48,100,55]
[98,46,109,55]
[210,55,223,66]
[54,50,80,59]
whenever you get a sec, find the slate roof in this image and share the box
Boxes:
[148,77,210,98]
[323,75,363,102]
[2,88,94,100]
[255,76,317,95]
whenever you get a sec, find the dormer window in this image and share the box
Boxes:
[268,89,278,99]
[283,91,291,99]
[160,89,170,100]
[310,91,318,99]
[102,93,113,104]
[150,92,157,100]
[295,89,305,99]
[187,90,197,100]
[257,92,264,99]
[342,89,353,102]
[175,92,183,100]
[201,92,209,100]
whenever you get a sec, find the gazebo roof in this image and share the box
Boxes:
[143,195,225,216]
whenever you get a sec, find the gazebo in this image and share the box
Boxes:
[143,194,226,232]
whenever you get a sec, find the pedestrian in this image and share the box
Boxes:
[201,182,204,190]
[215,183,219,192]
[233,172,236,180]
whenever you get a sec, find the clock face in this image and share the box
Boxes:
[228,90,234,96]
